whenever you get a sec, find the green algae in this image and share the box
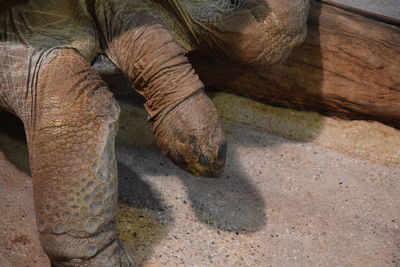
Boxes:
[117,203,165,248]
[210,92,325,142]
[116,102,155,148]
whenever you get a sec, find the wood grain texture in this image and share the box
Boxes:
[188,0,400,128]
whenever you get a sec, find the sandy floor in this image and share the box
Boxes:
[1,93,399,266]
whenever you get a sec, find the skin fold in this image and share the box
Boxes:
[0,0,309,265]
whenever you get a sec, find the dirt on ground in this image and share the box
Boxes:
[0,93,399,266]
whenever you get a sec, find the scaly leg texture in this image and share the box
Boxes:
[99,11,227,177]
[21,49,131,266]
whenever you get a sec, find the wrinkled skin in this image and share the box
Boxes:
[0,0,309,265]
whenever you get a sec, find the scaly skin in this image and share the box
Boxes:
[0,0,309,265]
[2,46,131,265]
[99,11,226,177]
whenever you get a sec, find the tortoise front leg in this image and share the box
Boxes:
[24,49,131,266]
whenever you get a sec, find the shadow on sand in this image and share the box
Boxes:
[0,3,325,265]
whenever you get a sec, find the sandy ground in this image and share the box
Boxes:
[0,93,399,266]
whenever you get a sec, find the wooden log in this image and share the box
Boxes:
[188,0,400,128]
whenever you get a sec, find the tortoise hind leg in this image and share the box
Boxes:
[23,49,131,266]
